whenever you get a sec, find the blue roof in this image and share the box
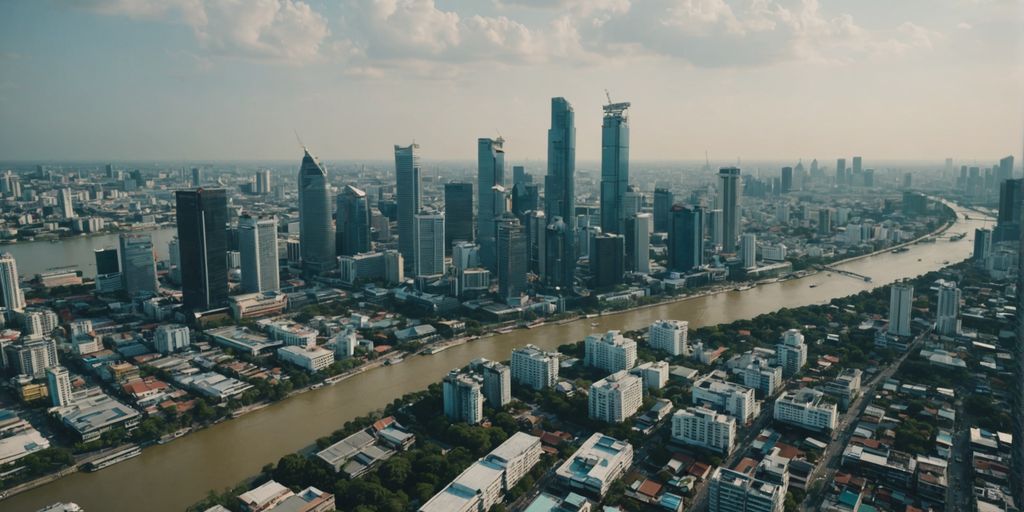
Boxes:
[839,490,860,507]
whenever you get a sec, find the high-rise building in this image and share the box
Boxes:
[510,344,559,390]
[255,169,271,195]
[155,324,191,354]
[740,233,756,269]
[496,213,527,301]
[818,208,832,235]
[973,228,992,262]
[478,138,506,272]
[591,233,624,289]
[395,143,422,271]
[176,188,228,311]
[835,158,846,188]
[996,179,1022,242]
[588,371,643,423]
[852,156,862,175]
[443,370,483,425]
[119,233,158,296]
[93,247,122,293]
[625,213,651,274]
[776,329,808,378]
[672,406,736,455]
[191,167,201,187]
[47,366,73,407]
[511,182,539,221]
[482,362,511,408]
[336,185,370,257]
[298,148,335,275]
[999,155,1014,182]
[444,182,474,254]
[668,205,704,273]
[544,97,576,290]
[707,467,785,512]
[57,188,74,219]
[780,167,793,194]
[239,214,280,293]
[384,250,404,285]
[525,210,546,277]
[413,211,445,277]
[5,337,58,379]
[935,281,961,336]
[513,165,529,186]
[649,320,689,356]
[653,188,673,233]
[600,100,630,235]
[717,167,741,253]
[584,330,637,373]
[888,280,914,337]
[1015,187,1024,504]
[0,252,26,312]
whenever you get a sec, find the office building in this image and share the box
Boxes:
[482,362,511,408]
[668,205,704,272]
[239,214,280,293]
[443,370,483,425]
[384,250,404,285]
[420,433,542,512]
[496,213,527,301]
[176,188,228,311]
[718,167,741,253]
[936,281,961,336]
[191,167,201,187]
[525,210,546,277]
[649,319,689,356]
[600,99,630,235]
[544,97,576,289]
[707,467,785,512]
[780,167,793,194]
[155,324,190,354]
[973,228,992,261]
[1016,182,1024,505]
[741,360,783,398]
[168,237,182,284]
[590,233,624,289]
[555,434,633,497]
[692,373,759,424]
[740,233,756,268]
[0,252,26,312]
[818,208,832,235]
[773,388,837,432]
[255,169,271,195]
[413,211,445,277]
[775,329,807,378]
[395,143,422,270]
[93,248,122,293]
[589,371,643,423]
[298,148,335,275]
[996,179,1022,242]
[46,366,73,407]
[54,393,141,442]
[478,138,506,271]
[57,187,74,219]
[630,361,669,390]
[823,368,862,410]
[5,337,59,379]
[510,345,559,390]
[118,233,158,296]
[336,185,371,257]
[835,158,846,187]
[584,330,637,373]
[672,406,736,455]
[625,213,651,274]
[653,188,673,233]
[278,345,335,373]
[888,280,914,337]
[444,182,474,254]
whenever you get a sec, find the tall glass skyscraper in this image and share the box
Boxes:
[496,212,526,301]
[239,214,280,293]
[544,97,576,290]
[395,143,422,271]
[444,182,474,255]
[298,148,335,275]
[668,204,705,273]
[653,188,673,233]
[600,100,630,235]
[717,167,741,253]
[413,210,445,277]
[477,137,505,272]
[119,233,158,296]
[176,188,228,311]
[0,252,26,312]
[336,185,370,257]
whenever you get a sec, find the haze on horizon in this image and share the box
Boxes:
[0,0,1021,163]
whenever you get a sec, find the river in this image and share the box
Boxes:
[3,204,990,512]
[1,228,178,279]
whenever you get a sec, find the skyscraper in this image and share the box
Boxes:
[600,99,630,235]
[780,167,793,194]
[496,213,527,301]
[999,155,1014,182]
[544,97,576,290]
[413,211,445,277]
[852,156,862,175]
[94,247,122,293]
[740,233,756,269]
[46,366,73,407]
[591,233,624,289]
[478,137,505,272]
[625,213,651,274]
[835,158,846,188]
[119,233,158,296]
[57,188,74,219]
[0,252,26,312]
[653,188,673,233]
[936,281,961,336]
[444,182,474,254]
[336,185,370,257]
[395,143,422,271]
[1015,183,1024,504]
[973,227,992,262]
[191,167,201,187]
[176,188,228,311]
[668,205,704,273]
[717,167,741,253]
[888,280,914,337]
[298,148,335,275]
[996,179,1022,242]
[239,214,280,293]
[255,169,272,195]
[526,210,546,278]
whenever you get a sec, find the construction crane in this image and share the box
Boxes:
[602,89,630,116]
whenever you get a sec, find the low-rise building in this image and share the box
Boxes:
[176,372,254,402]
[229,291,288,319]
[277,345,334,373]
[267,486,335,512]
[54,393,141,442]
[554,433,633,497]
[207,326,283,356]
[238,480,294,512]
[822,368,862,410]
[671,406,736,455]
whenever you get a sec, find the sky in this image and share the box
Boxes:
[0,0,1021,164]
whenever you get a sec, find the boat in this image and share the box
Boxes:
[891,247,910,254]
[384,357,404,366]
[83,445,142,472]
[310,383,324,390]
[590,322,599,327]
[809,284,818,288]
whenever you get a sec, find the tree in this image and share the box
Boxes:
[379,456,412,489]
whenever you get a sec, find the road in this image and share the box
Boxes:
[688,404,774,511]
[800,329,930,511]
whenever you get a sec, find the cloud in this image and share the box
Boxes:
[67,0,329,63]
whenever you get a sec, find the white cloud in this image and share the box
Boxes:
[68,0,329,63]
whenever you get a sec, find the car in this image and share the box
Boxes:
[955,456,963,463]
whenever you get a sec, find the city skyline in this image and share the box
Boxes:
[0,1,1021,162]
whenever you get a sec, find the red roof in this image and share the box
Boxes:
[123,377,169,396]
[688,462,711,478]
[733,458,758,475]
[637,479,663,498]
